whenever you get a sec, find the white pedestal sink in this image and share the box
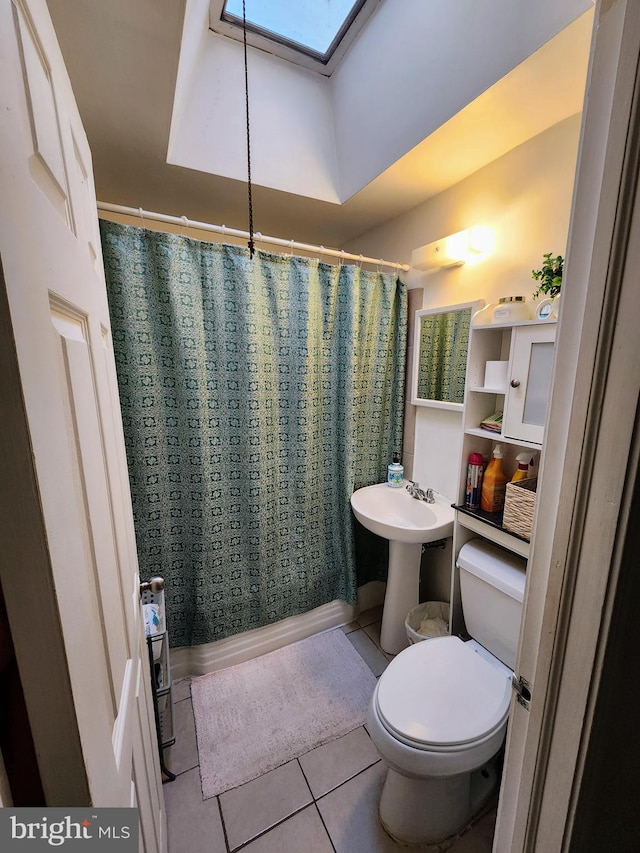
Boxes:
[350,482,454,655]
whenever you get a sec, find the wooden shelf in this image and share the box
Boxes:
[471,318,558,331]
[454,503,504,529]
[453,505,530,558]
[464,427,541,450]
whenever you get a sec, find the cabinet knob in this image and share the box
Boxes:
[510,379,521,388]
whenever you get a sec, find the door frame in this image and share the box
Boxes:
[495,0,640,848]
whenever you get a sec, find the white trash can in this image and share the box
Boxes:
[405,601,450,645]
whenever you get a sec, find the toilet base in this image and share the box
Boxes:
[378,757,499,845]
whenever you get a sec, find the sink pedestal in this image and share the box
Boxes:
[350,482,453,657]
[380,541,422,655]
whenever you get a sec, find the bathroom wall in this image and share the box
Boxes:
[166,0,589,207]
[346,113,582,500]
[333,1,590,200]
[168,28,340,203]
[346,115,582,606]
[102,116,582,614]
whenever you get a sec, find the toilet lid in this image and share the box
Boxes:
[376,636,511,748]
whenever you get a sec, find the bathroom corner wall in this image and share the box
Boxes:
[346,114,582,501]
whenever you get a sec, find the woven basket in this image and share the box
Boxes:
[503,478,537,541]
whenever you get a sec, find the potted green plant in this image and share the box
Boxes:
[532,252,563,299]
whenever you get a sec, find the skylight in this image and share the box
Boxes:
[210,0,378,75]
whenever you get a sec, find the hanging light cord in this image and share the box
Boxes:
[242,0,255,258]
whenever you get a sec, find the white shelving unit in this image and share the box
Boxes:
[449,317,557,636]
[141,580,176,782]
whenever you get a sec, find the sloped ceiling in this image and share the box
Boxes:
[46,0,593,247]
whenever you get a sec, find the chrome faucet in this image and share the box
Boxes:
[405,481,435,503]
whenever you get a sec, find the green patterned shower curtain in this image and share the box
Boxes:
[100,221,407,647]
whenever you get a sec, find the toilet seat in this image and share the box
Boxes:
[376,636,511,751]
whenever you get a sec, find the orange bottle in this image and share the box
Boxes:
[480,443,508,513]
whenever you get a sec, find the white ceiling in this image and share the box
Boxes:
[46,0,593,248]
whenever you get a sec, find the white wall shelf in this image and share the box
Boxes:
[449,317,556,637]
[463,427,541,450]
[454,506,530,559]
[471,318,557,331]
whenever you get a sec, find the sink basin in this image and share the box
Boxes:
[350,482,454,655]
[350,482,453,544]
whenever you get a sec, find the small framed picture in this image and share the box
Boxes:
[535,297,554,320]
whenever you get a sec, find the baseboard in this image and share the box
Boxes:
[171,598,358,679]
[357,580,386,613]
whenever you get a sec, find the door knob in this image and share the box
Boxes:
[510,379,521,388]
[140,576,165,596]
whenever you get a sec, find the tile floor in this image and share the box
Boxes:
[163,607,497,853]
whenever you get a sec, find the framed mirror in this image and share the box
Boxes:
[411,301,482,409]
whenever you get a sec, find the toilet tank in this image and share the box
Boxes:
[457,539,527,670]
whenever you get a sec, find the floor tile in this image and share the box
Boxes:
[172,677,191,703]
[164,697,199,776]
[299,726,381,798]
[357,605,383,628]
[346,629,389,677]
[219,760,312,851]
[362,620,382,647]
[363,621,399,661]
[448,808,496,853]
[318,762,424,852]
[340,620,360,634]
[163,767,226,853]
[240,805,334,853]
[319,761,495,853]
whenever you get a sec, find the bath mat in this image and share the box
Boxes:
[191,629,377,798]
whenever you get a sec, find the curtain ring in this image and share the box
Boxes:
[290,238,295,257]
[377,258,383,273]
[358,254,364,270]
[180,215,190,234]
[138,207,145,223]
[319,245,325,264]
[221,224,226,240]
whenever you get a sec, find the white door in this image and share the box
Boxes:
[0,0,165,847]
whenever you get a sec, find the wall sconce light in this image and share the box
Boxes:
[411,226,494,271]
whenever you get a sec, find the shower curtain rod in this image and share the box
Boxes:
[97,202,411,272]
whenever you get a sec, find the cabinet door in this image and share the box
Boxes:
[503,325,556,444]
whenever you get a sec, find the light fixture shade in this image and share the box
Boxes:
[411,227,494,271]
[411,232,465,270]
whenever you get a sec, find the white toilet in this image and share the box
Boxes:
[367,539,526,845]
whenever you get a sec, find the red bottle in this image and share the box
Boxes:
[465,452,484,509]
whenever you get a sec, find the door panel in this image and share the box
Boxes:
[13,0,71,225]
[0,0,164,844]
